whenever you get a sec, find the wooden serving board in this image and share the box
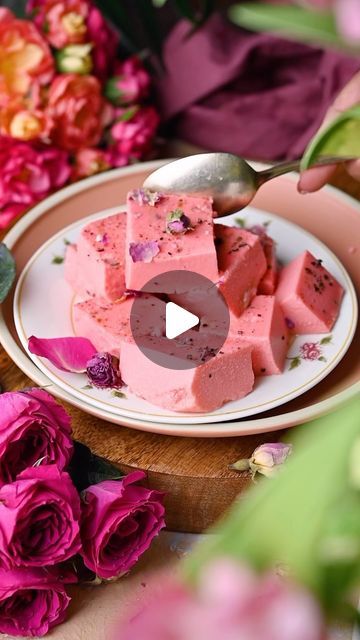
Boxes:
[1,167,358,533]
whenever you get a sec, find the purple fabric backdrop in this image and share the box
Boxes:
[155,16,360,160]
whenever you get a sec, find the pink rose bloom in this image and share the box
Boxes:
[106,57,151,106]
[80,470,165,579]
[47,74,105,151]
[87,5,119,79]
[119,560,325,640]
[300,342,321,360]
[0,465,81,569]
[27,0,89,48]
[0,388,73,485]
[0,565,75,637]
[0,137,71,229]
[109,106,159,166]
[73,147,110,180]
[0,11,54,106]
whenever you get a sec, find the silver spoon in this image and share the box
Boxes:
[143,152,352,217]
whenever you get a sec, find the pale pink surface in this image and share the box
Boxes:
[125,193,219,292]
[64,243,86,296]
[257,238,278,295]
[228,295,289,375]
[73,295,166,355]
[120,337,254,412]
[215,225,267,316]
[275,250,344,333]
[73,212,126,300]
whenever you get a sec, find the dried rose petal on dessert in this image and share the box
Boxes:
[166,209,192,234]
[86,352,123,389]
[128,189,163,206]
[129,240,160,263]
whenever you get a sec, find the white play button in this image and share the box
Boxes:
[165,302,199,340]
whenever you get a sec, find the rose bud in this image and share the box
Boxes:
[80,471,165,579]
[0,466,81,569]
[230,443,293,478]
[56,43,93,75]
[0,565,76,637]
[86,352,123,389]
[0,388,73,486]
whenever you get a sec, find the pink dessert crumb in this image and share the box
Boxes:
[215,224,267,316]
[275,250,344,334]
[72,295,166,356]
[120,336,254,412]
[229,295,289,375]
[125,192,219,292]
[257,238,278,295]
[68,212,127,301]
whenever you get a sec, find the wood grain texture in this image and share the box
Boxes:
[1,166,359,533]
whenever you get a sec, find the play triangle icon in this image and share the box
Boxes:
[165,302,199,340]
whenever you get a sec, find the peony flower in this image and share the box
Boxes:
[80,470,165,579]
[300,342,321,360]
[230,442,292,478]
[0,137,71,229]
[73,147,110,179]
[28,0,89,49]
[0,465,81,569]
[0,388,73,485]
[105,57,150,106]
[86,352,123,389]
[0,10,54,105]
[47,74,106,151]
[56,43,93,75]
[87,4,119,79]
[119,560,324,640]
[0,565,75,637]
[0,101,52,142]
[109,106,159,165]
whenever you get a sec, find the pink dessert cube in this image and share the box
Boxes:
[215,224,267,316]
[72,295,165,356]
[69,212,126,300]
[257,238,278,295]
[275,250,344,333]
[125,192,219,292]
[120,336,254,412]
[64,244,88,298]
[229,295,289,375]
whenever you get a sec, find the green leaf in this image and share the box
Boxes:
[301,106,360,170]
[63,238,71,246]
[69,440,124,492]
[229,4,359,53]
[183,397,360,613]
[234,217,246,228]
[320,336,332,345]
[318,356,327,362]
[51,255,64,265]
[289,356,301,370]
[0,243,16,304]
[152,0,168,6]
[112,390,126,399]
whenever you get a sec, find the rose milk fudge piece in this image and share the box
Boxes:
[229,296,289,375]
[275,250,344,333]
[125,191,219,292]
[73,295,166,356]
[215,224,267,316]
[64,244,88,297]
[257,238,278,295]
[120,336,254,412]
[72,212,126,300]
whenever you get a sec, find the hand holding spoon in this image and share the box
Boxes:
[143,153,354,217]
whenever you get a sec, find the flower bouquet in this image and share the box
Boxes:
[0,1,159,230]
[0,388,165,637]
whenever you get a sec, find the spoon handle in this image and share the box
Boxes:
[257,155,356,185]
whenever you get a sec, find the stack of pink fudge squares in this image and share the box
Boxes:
[64,189,344,413]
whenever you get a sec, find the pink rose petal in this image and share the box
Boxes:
[28,336,97,373]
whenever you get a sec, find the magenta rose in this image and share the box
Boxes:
[0,465,81,569]
[0,137,70,229]
[300,342,321,360]
[105,57,150,106]
[87,4,119,79]
[109,106,159,166]
[80,471,165,579]
[0,565,75,637]
[0,388,73,485]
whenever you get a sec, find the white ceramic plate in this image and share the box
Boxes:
[14,204,357,425]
